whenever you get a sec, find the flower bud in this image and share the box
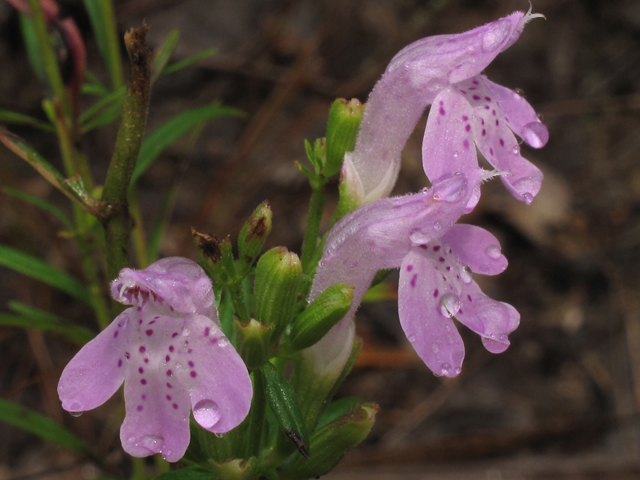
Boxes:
[253,247,302,338]
[324,98,365,177]
[281,403,378,480]
[286,283,353,352]
[236,201,272,278]
[233,318,272,370]
[192,228,236,285]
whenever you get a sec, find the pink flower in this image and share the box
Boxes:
[58,258,252,462]
[342,8,547,208]
[311,171,519,377]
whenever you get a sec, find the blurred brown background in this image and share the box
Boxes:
[2,0,640,478]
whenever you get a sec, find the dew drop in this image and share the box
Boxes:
[162,450,173,460]
[138,434,163,453]
[431,343,440,353]
[407,335,416,343]
[439,293,461,318]
[69,411,83,417]
[511,145,520,155]
[522,192,533,205]
[433,221,442,231]
[215,432,226,439]
[485,245,501,259]
[182,329,190,336]
[513,88,525,97]
[440,362,452,376]
[193,399,221,429]
[459,266,472,284]
[217,337,229,347]
[537,112,544,121]
[455,367,462,375]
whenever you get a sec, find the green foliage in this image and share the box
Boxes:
[0,397,91,454]
[0,244,92,305]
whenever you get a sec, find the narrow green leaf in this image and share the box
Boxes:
[18,13,45,82]
[2,186,74,229]
[81,97,124,133]
[80,85,126,124]
[0,109,54,132]
[317,397,363,428]
[260,362,310,458]
[0,397,90,453]
[131,105,244,184]
[82,0,123,88]
[83,71,110,96]
[163,48,218,75]
[152,30,181,83]
[1,302,94,345]
[0,244,92,305]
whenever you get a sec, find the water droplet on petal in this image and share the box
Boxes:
[455,367,462,375]
[485,245,501,259]
[459,266,472,284]
[408,335,416,343]
[431,343,440,353]
[162,450,173,460]
[440,362,452,376]
[439,293,461,317]
[138,435,163,453]
[217,337,229,347]
[182,329,190,336]
[433,221,442,231]
[521,121,549,148]
[522,193,533,205]
[69,411,83,417]
[215,432,226,439]
[193,399,221,429]
[511,145,520,155]
[514,88,525,97]
[536,112,544,121]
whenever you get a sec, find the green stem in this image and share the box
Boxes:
[228,281,250,324]
[129,188,149,268]
[100,0,124,89]
[101,25,151,280]
[244,371,266,459]
[300,182,326,275]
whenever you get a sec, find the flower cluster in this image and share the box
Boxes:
[58,258,252,461]
[310,9,547,378]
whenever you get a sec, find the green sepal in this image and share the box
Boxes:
[285,283,353,352]
[324,98,365,177]
[233,318,272,371]
[209,457,256,480]
[260,362,310,458]
[253,247,302,339]
[281,402,378,480]
[236,201,272,278]
[155,467,215,480]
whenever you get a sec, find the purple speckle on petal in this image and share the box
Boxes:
[204,327,210,336]
[407,265,413,272]
[166,395,172,401]
[472,95,480,100]
[446,266,451,271]
[485,97,491,101]
[462,115,468,121]
[433,245,441,252]
[117,359,122,368]
[165,355,170,362]
[482,129,486,136]
[188,361,194,368]
[137,306,142,312]
[496,119,499,126]
[172,332,178,338]
[187,349,193,354]
[499,138,504,147]
[463,139,470,149]
[169,345,174,352]
[113,330,119,338]
[419,244,428,250]
[465,124,470,132]
[140,379,147,385]
[138,319,142,325]
[144,358,149,364]
[410,274,418,288]
[190,371,197,378]
[142,394,146,400]
[433,289,439,298]
[439,107,446,115]
[439,257,445,262]
[173,403,178,410]
[484,105,490,110]
[167,383,173,389]
[137,405,143,412]
[138,367,144,374]
[472,80,479,85]
[166,369,172,377]
[125,352,130,359]
[489,148,494,156]
[468,295,472,302]
[492,110,496,116]
[139,346,145,353]
[145,329,153,336]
